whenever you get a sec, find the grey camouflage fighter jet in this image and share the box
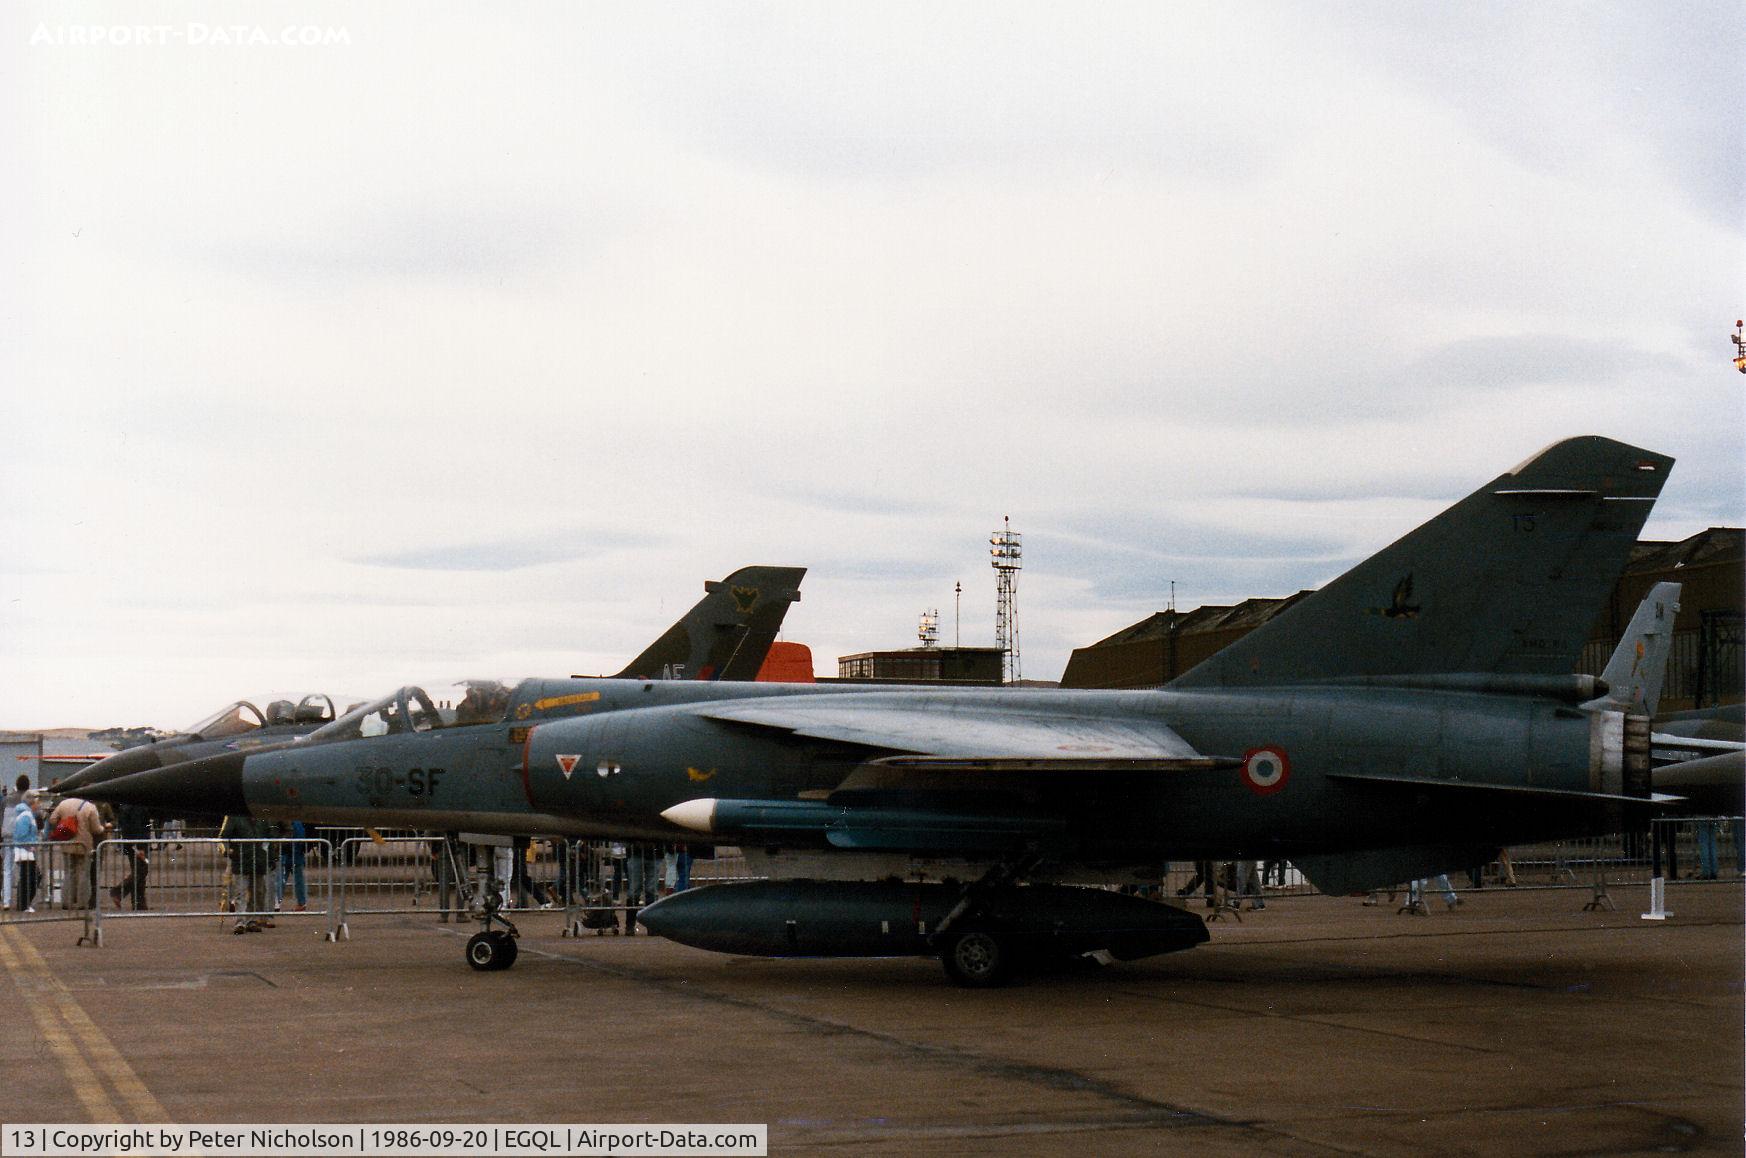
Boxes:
[91,437,1678,985]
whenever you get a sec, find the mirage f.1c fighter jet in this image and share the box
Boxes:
[65,565,804,799]
[91,437,1678,986]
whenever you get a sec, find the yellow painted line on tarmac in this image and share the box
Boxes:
[5,927,170,1122]
[0,926,120,1121]
[0,924,169,1122]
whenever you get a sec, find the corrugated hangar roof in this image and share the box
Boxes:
[1627,528,1742,572]
[1085,592,1314,647]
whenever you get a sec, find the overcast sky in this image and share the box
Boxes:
[4,2,1743,729]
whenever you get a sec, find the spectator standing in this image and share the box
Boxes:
[1407,874,1461,912]
[1176,860,1217,909]
[11,799,40,912]
[220,815,270,932]
[110,803,152,910]
[45,797,109,909]
[0,775,26,909]
[622,844,653,934]
[273,820,308,912]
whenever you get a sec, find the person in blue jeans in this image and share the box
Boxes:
[1695,820,1719,881]
[273,820,308,911]
[1407,874,1460,912]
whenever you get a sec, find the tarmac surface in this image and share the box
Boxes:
[0,884,1740,1156]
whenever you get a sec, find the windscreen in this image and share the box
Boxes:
[302,680,522,743]
[183,701,266,739]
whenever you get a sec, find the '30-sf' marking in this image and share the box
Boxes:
[355,766,446,799]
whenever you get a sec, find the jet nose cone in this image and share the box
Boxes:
[82,751,248,816]
[55,745,164,793]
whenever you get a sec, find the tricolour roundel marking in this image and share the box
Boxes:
[1241,746,1290,796]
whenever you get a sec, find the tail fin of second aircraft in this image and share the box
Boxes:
[1581,581,1681,715]
[612,565,806,681]
[1170,436,1674,689]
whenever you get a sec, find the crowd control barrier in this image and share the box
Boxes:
[18,817,1733,951]
[85,838,337,945]
[1,840,89,928]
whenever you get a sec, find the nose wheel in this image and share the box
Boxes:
[463,871,521,971]
[466,929,519,971]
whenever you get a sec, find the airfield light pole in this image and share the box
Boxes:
[1167,580,1179,684]
[954,581,962,649]
[991,517,1022,684]
[918,609,940,648]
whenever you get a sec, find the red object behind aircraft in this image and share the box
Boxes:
[756,642,815,683]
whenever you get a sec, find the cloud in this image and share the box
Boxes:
[353,530,663,572]
[624,6,1289,184]
[184,202,595,288]
[1322,5,1746,230]
[2,5,1740,725]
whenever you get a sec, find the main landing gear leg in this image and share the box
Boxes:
[465,875,520,972]
[932,850,1044,989]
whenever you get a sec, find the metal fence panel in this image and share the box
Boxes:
[86,838,338,944]
[3,840,89,927]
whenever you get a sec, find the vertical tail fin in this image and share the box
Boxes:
[613,565,806,681]
[1582,582,1681,715]
[1170,436,1674,688]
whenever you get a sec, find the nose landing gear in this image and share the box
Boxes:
[466,927,519,971]
[464,873,521,972]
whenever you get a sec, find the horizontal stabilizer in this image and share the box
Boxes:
[1650,733,1745,763]
[1652,750,1744,814]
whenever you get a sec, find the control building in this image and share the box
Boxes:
[836,646,1006,684]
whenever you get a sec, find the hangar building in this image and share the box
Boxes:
[1061,528,1743,712]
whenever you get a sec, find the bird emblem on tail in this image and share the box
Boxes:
[1382,574,1421,619]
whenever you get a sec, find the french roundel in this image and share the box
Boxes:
[1241,747,1290,795]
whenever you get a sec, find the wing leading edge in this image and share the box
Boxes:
[697,698,1209,760]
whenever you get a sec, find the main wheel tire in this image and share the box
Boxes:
[941,930,1012,988]
[465,932,499,971]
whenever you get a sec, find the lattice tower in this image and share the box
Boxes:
[990,516,1022,683]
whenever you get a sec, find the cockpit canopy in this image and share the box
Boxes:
[183,693,348,739]
[305,679,522,743]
